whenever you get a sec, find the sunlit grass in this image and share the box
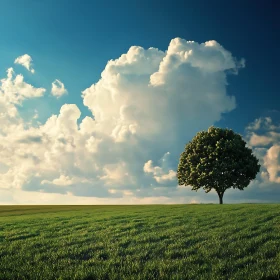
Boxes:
[0,204,279,279]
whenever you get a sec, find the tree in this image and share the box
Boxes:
[177,126,260,204]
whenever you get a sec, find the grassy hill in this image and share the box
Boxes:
[0,204,279,279]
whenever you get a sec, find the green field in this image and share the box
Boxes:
[0,205,279,280]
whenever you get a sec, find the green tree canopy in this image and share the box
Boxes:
[177,126,260,204]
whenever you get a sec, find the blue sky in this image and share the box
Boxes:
[0,0,279,204]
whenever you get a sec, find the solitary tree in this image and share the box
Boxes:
[177,126,260,204]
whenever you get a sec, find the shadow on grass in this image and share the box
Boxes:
[259,276,280,280]
[7,233,39,241]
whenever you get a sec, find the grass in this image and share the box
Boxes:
[0,204,279,280]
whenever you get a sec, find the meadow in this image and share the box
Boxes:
[0,204,279,280]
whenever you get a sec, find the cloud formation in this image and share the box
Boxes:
[0,67,45,138]
[14,54,35,73]
[1,68,45,104]
[245,116,280,184]
[51,79,67,97]
[144,152,177,184]
[0,38,248,203]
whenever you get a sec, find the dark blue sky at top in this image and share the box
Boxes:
[0,0,278,136]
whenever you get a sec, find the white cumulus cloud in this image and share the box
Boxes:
[14,54,35,73]
[144,152,177,184]
[0,68,45,104]
[0,38,249,203]
[245,116,280,184]
[41,175,74,186]
[51,79,67,97]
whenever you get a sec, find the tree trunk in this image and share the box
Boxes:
[217,192,224,204]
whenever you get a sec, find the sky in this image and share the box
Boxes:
[0,0,279,204]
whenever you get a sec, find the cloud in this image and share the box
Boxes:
[0,67,45,138]
[14,54,35,73]
[249,133,275,146]
[51,79,67,98]
[150,39,244,86]
[83,39,239,146]
[144,152,177,184]
[246,117,280,132]
[41,175,74,186]
[263,145,280,183]
[245,116,280,184]
[0,68,45,104]
[0,38,250,203]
